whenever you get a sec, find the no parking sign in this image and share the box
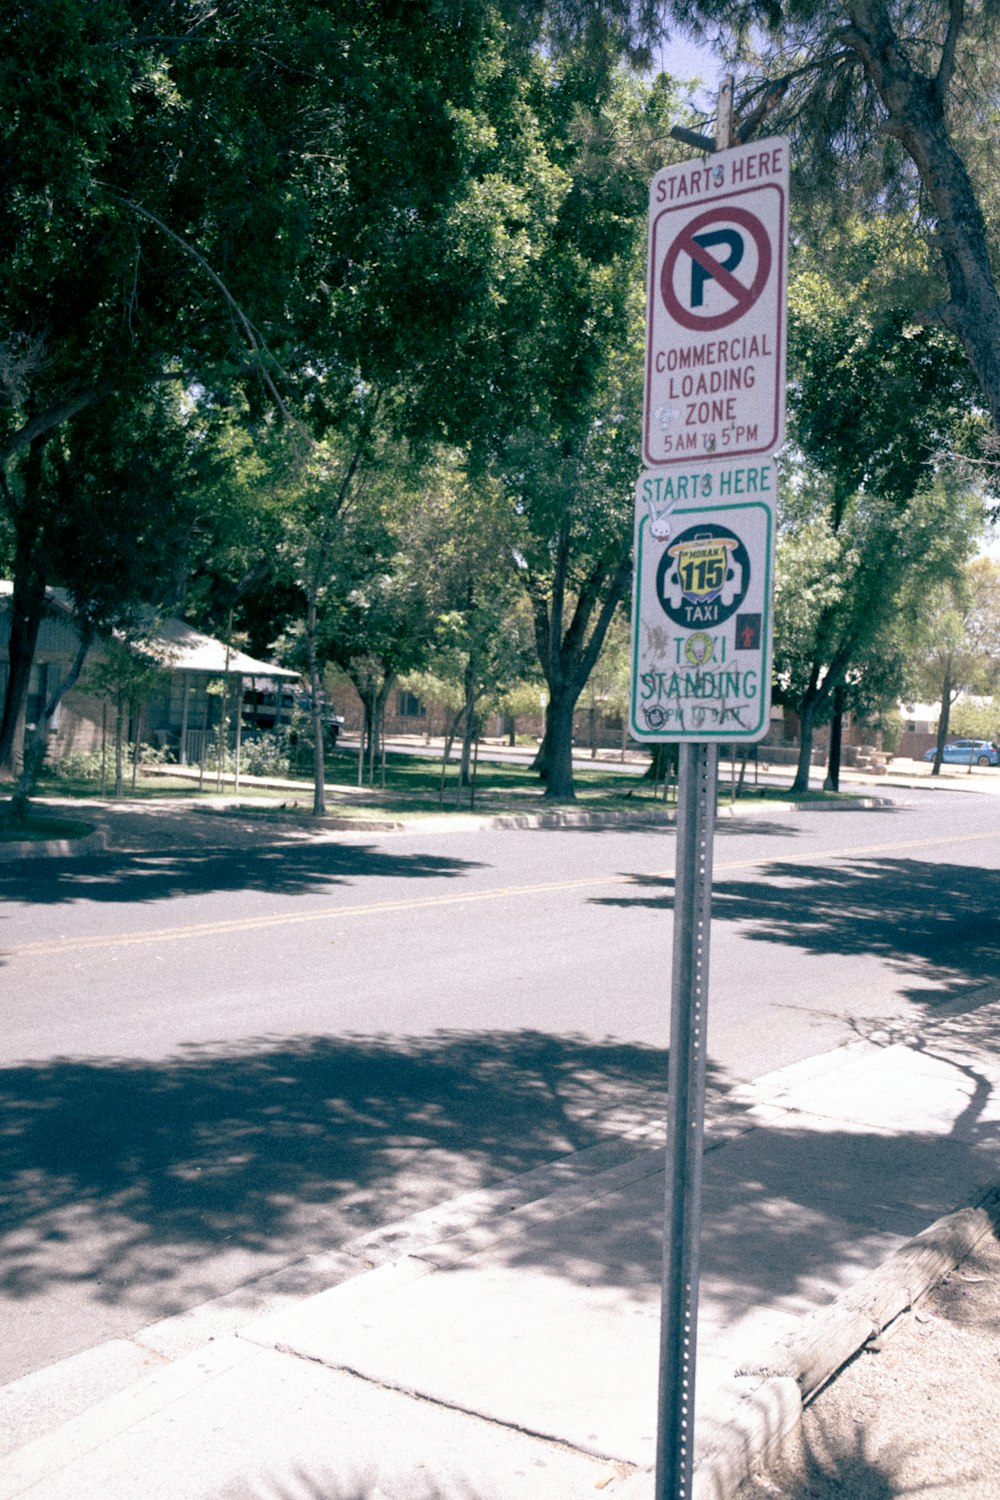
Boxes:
[643,139,789,468]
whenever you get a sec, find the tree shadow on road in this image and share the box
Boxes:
[4,1018,996,1342]
[0,838,486,911]
[593,856,1000,1008]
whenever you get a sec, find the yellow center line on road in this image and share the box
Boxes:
[5,828,997,960]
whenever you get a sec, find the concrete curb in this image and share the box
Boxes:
[746,1185,1000,1401]
[611,1377,804,1499]
[0,793,896,857]
[196,795,894,836]
[614,1185,1000,1500]
[0,823,108,860]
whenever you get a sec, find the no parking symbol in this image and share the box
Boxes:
[660,207,772,332]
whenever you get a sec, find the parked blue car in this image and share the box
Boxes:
[924,738,1000,766]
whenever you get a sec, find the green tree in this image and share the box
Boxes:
[407,461,531,786]
[949,697,1000,741]
[0,1,574,775]
[905,555,1000,772]
[775,475,981,791]
[277,444,444,801]
[0,387,205,780]
[0,0,326,765]
[81,640,173,800]
[774,230,984,791]
[490,65,674,801]
[545,2,1000,438]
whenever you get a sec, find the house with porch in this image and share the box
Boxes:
[0,584,299,770]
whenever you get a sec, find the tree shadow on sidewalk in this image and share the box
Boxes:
[5,1019,996,1349]
[0,1029,688,1331]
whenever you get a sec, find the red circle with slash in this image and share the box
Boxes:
[660,206,772,332]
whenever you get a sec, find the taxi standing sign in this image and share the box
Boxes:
[630,136,788,745]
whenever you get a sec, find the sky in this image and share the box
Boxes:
[655,25,727,101]
[660,31,723,80]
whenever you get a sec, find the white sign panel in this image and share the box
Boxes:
[643,138,789,469]
[630,460,776,743]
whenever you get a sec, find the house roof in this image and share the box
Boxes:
[0,583,298,681]
[141,615,298,679]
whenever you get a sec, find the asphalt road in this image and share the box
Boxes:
[1,785,998,1384]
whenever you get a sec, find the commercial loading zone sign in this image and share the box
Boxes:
[632,137,787,744]
[643,138,788,469]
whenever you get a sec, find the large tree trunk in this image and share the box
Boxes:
[439,704,464,803]
[114,693,125,797]
[930,670,955,776]
[542,685,578,801]
[458,655,479,788]
[528,544,632,803]
[846,2,1000,432]
[532,710,552,779]
[0,442,48,778]
[791,635,856,795]
[5,628,91,821]
[641,743,677,783]
[792,702,818,795]
[306,585,326,816]
[0,591,43,778]
[823,683,846,791]
[375,675,394,786]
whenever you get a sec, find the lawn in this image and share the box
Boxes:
[26,745,858,826]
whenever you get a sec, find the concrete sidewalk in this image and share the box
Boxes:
[3,997,999,1499]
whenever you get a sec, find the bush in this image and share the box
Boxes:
[138,742,176,767]
[950,700,999,741]
[876,709,904,755]
[53,751,105,781]
[240,733,292,778]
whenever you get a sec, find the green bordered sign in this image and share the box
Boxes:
[630,459,775,742]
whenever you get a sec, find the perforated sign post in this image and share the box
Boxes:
[639,105,789,1500]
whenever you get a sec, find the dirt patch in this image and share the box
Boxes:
[736,1226,1000,1499]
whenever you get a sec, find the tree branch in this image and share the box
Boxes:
[910,300,962,331]
[0,385,113,468]
[569,551,631,699]
[936,0,965,100]
[735,76,791,143]
[106,191,296,425]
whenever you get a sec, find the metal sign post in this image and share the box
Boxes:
[655,738,716,1499]
[640,86,788,1500]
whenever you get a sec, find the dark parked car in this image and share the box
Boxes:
[243,687,344,743]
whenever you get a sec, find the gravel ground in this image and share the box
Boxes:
[735,1225,1000,1500]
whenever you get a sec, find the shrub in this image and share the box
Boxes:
[240,733,292,778]
[53,751,105,781]
[138,742,176,767]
